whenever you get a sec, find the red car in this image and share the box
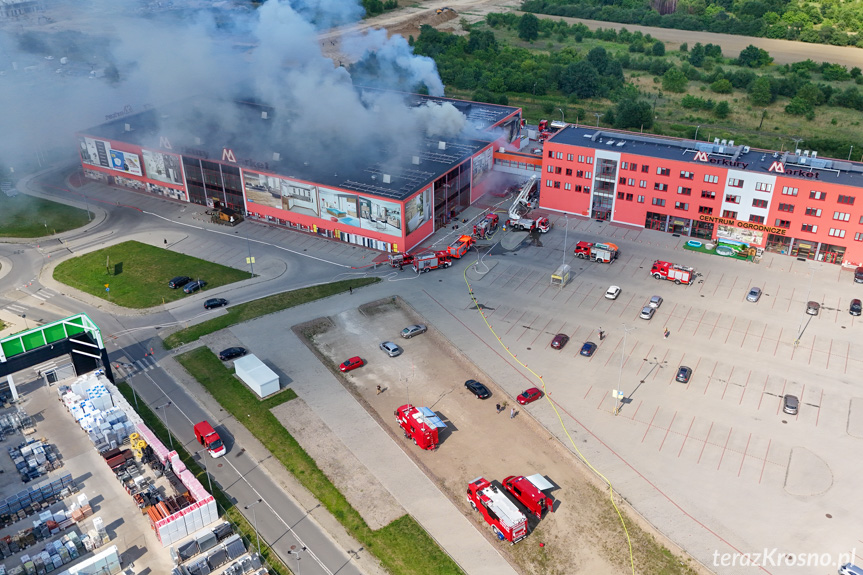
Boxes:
[339,357,364,372]
[517,388,543,405]
[551,333,569,349]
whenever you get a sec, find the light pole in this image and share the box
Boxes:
[562,213,568,266]
[287,547,306,575]
[196,449,213,494]
[558,108,565,122]
[245,499,263,557]
[615,324,635,415]
[154,402,173,451]
[796,266,816,343]
[594,113,601,127]
[693,125,700,146]
[246,233,254,276]
[84,194,91,221]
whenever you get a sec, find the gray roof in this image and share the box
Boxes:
[81,92,518,201]
[551,126,863,188]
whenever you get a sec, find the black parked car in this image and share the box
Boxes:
[676,366,693,383]
[464,379,491,399]
[168,276,191,289]
[218,347,246,361]
[204,298,228,310]
[851,299,862,316]
[183,280,207,293]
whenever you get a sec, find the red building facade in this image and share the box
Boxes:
[541,126,863,266]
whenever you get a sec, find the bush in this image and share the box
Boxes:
[711,79,733,93]
[714,101,731,118]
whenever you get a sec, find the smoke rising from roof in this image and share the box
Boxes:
[0,0,461,173]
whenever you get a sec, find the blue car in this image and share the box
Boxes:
[580,342,597,357]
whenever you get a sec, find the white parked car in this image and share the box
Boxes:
[648,295,663,308]
[639,306,655,320]
[605,286,621,300]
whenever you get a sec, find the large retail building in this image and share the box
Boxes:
[541,126,863,266]
[76,91,523,253]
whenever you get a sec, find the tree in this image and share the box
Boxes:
[736,45,773,68]
[612,99,654,129]
[785,97,813,115]
[652,41,666,56]
[587,47,609,72]
[517,13,540,42]
[688,43,706,67]
[748,76,774,105]
[714,101,731,118]
[662,67,689,93]
[560,61,600,99]
[710,79,733,93]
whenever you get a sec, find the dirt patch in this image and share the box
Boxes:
[294,296,704,575]
[271,398,404,530]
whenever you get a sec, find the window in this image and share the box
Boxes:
[855,232,863,242]
[838,195,855,205]
[546,179,553,187]
[749,215,765,224]
[577,170,584,177]
[810,190,826,200]
[619,177,626,184]
[548,151,553,159]
[628,178,635,186]
[630,163,638,172]
[722,210,737,219]
[564,183,571,190]
[775,219,790,228]
[778,203,794,213]
[584,186,591,193]
[828,228,845,238]
[556,152,563,160]
[567,154,574,161]
[701,190,716,199]
[657,167,670,176]
[680,171,694,180]
[641,164,650,173]
[553,181,561,189]
[725,194,740,204]
[626,193,633,201]
[752,199,768,208]
[699,206,713,214]
[578,155,585,163]
[637,195,645,203]
[621,162,628,170]
[754,182,772,192]
[654,183,668,191]
[678,186,691,195]
[547,165,554,173]
[639,180,647,188]
[805,207,822,217]
[674,202,689,210]
[575,185,582,192]
[801,223,817,233]
[555,166,562,174]
[782,186,798,196]
[618,192,625,199]
[585,172,592,179]
[704,174,719,184]
[586,157,593,165]
[834,212,851,221]
[651,198,666,206]
[728,178,744,188]
[566,168,573,176]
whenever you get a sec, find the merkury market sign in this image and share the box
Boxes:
[698,215,787,235]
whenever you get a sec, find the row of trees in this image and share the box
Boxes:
[519,0,863,48]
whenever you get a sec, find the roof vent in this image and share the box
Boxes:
[261,111,268,119]
[606,139,615,145]
[721,139,727,146]
[412,155,420,165]
[803,150,810,157]
[272,152,280,161]
[714,138,720,144]
[728,140,734,147]
[383,174,392,184]
[438,141,446,150]
[743,146,750,153]
[812,151,817,158]
[195,137,202,145]
[124,123,131,132]
[795,149,801,155]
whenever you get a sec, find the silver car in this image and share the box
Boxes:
[746,287,762,302]
[783,394,799,415]
[400,324,427,339]
[806,301,820,315]
[379,341,403,357]
[639,306,655,320]
[648,295,663,308]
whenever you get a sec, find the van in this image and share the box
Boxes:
[856,267,863,283]
[838,564,863,575]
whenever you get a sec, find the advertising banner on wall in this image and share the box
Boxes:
[79,136,112,170]
[243,170,320,217]
[142,149,184,186]
[322,188,402,237]
[472,147,493,180]
[405,188,431,234]
[109,149,143,177]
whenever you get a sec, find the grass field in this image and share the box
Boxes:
[0,194,91,238]
[162,278,380,349]
[53,240,252,308]
[175,347,464,575]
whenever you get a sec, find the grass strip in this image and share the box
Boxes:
[163,278,380,349]
[175,347,464,575]
[54,240,252,308]
[0,194,91,238]
[115,382,292,575]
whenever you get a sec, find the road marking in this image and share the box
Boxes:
[678,416,695,458]
[697,422,713,464]
[658,411,676,452]
[716,427,733,471]
[737,433,751,477]
[816,389,823,427]
[721,366,734,400]
[6,304,27,313]
[758,439,771,484]
[640,406,659,443]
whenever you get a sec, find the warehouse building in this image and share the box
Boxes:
[77,91,522,253]
[541,126,863,266]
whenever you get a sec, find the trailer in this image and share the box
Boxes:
[395,404,447,450]
[413,251,452,273]
[650,260,696,285]
[502,474,554,519]
[467,477,528,544]
[573,241,619,263]
[447,235,475,259]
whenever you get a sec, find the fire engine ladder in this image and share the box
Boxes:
[508,176,537,220]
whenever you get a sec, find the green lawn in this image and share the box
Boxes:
[53,240,252,308]
[162,278,380,349]
[175,347,463,575]
[0,194,91,237]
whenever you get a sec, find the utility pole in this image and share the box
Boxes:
[615,324,635,415]
[245,499,263,557]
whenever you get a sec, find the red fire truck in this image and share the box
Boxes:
[573,241,619,263]
[388,252,414,268]
[395,404,447,450]
[193,421,226,458]
[447,235,476,259]
[467,477,528,544]
[502,474,554,519]
[506,217,550,233]
[413,251,452,273]
[473,213,499,239]
[650,260,696,284]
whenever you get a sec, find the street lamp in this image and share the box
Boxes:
[84,194,91,221]
[245,499,263,557]
[615,324,635,415]
[154,402,173,451]
[693,125,700,146]
[594,113,601,127]
[558,108,565,122]
[196,449,213,494]
[562,213,568,266]
[287,547,306,575]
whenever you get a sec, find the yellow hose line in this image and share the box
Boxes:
[463,265,636,575]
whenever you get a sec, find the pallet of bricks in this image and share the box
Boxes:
[0,474,76,529]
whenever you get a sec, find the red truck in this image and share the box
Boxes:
[506,217,550,233]
[447,235,475,259]
[388,252,414,268]
[413,251,452,273]
[194,421,226,458]
[502,475,554,519]
[473,213,499,239]
[573,241,619,263]
[467,477,528,544]
[650,260,696,285]
[395,404,447,450]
